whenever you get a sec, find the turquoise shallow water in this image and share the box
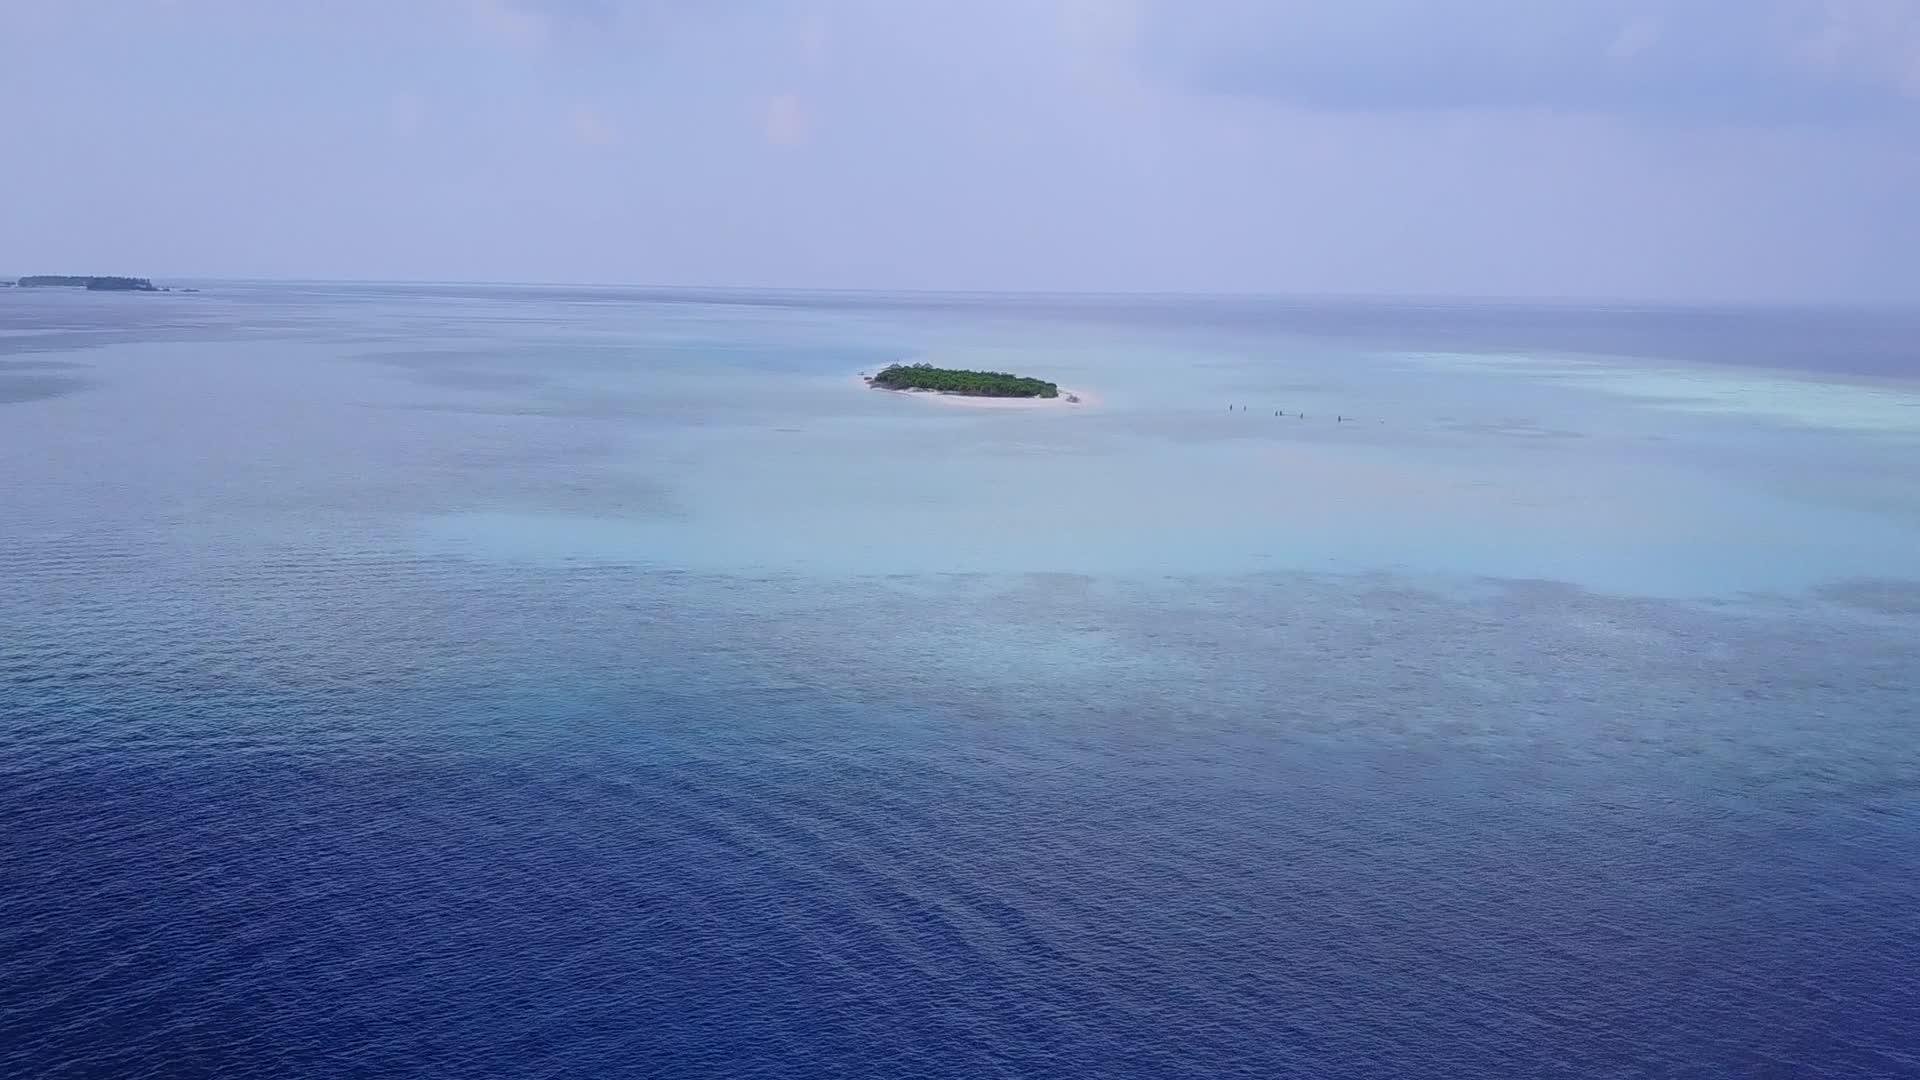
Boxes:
[2,283,1917,1078]
[8,284,1919,595]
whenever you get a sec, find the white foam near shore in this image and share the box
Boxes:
[854,372,1093,410]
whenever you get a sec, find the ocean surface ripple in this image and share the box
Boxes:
[3,284,1917,1078]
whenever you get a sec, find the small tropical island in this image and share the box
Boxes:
[867,362,1061,399]
[15,275,161,291]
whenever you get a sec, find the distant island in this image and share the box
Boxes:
[867,362,1059,399]
[16,275,161,291]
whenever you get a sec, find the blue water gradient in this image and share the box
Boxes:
[2,284,1917,1078]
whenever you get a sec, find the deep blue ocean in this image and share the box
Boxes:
[3,283,1917,1078]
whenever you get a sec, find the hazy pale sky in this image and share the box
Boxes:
[5,0,1920,300]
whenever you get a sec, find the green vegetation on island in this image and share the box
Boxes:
[17,275,160,291]
[869,362,1059,399]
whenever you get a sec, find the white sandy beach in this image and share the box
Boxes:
[855,372,1094,410]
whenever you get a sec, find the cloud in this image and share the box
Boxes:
[1140,0,1920,125]
[388,93,427,138]
[1607,15,1662,62]
[5,0,1917,299]
[462,0,673,53]
[466,0,551,49]
[1795,0,1920,98]
[796,11,829,69]
[764,93,808,147]
[568,104,619,146]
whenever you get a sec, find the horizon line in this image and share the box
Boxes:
[6,273,1914,311]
